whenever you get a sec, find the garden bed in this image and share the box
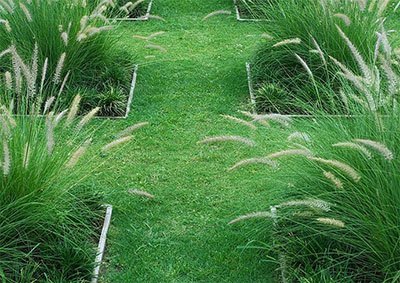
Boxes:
[111,0,153,21]
[92,204,113,283]
[246,63,352,117]
[233,0,266,22]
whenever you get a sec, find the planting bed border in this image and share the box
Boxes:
[91,204,113,283]
[233,0,266,22]
[116,64,138,119]
[111,0,153,21]
[245,63,348,118]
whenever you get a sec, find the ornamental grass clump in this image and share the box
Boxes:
[200,36,400,281]
[0,0,134,116]
[91,0,151,19]
[235,0,274,19]
[250,0,397,114]
[0,47,148,281]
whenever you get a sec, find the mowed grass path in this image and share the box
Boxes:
[94,1,277,282]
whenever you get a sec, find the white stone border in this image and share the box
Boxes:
[121,64,139,119]
[91,204,113,283]
[111,0,153,21]
[233,0,266,22]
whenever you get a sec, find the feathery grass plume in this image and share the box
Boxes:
[374,32,382,62]
[368,0,378,11]
[127,189,155,199]
[43,96,55,115]
[66,139,91,168]
[0,47,11,58]
[31,43,38,83]
[308,157,361,182]
[86,26,113,37]
[261,33,273,39]
[229,157,279,171]
[377,0,390,16]
[288,132,311,143]
[19,3,32,22]
[239,111,270,127]
[336,25,373,84]
[102,136,132,152]
[356,0,367,11]
[273,38,301,48]
[23,142,30,169]
[39,57,48,94]
[339,89,349,112]
[145,44,167,53]
[4,71,12,90]
[53,52,66,84]
[0,0,13,13]
[57,71,70,97]
[76,107,99,132]
[147,15,166,21]
[229,211,272,225]
[130,0,144,11]
[267,149,313,159]
[61,32,68,46]
[252,113,292,127]
[45,112,55,155]
[380,28,391,58]
[221,115,257,130]
[79,15,89,33]
[0,19,11,32]
[0,114,11,137]
[9,46,33,89]
[54,109,68,127]
[353,139,394,160]
[132,34,148,41]
[329,56,376,111]
[147,31,166,40]
[278,199,331,212]
[115,122,149,138]
[295,53,314,80]
[0,105,16,128]
[333,13,351,26]
[311,36,326,67]
[2,139,10,175]
[198,136,256,147]
[379,55,398,95]
[333,142,372,159]
[316,217,345,228]
[323,171,344,189]
[202,10,231,21]
[66,95,81,126]
[119,3,130,13]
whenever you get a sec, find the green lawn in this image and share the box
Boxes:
[88,0,280,282]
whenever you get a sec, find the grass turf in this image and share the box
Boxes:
[85,0,283,282]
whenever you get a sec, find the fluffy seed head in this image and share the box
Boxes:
[353,139,394,160]
[198,136,256,147]
[333,142,372,159]
[323,171,344,189]
[273,38,301,48]
[316,217,345,228]
[102,136,133,152]
[127,189,155,199]
[309,157,361,182]
[229,211,272,225]
[278,199,331,212]
[115,122,149,138]
[229,157,279,171]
